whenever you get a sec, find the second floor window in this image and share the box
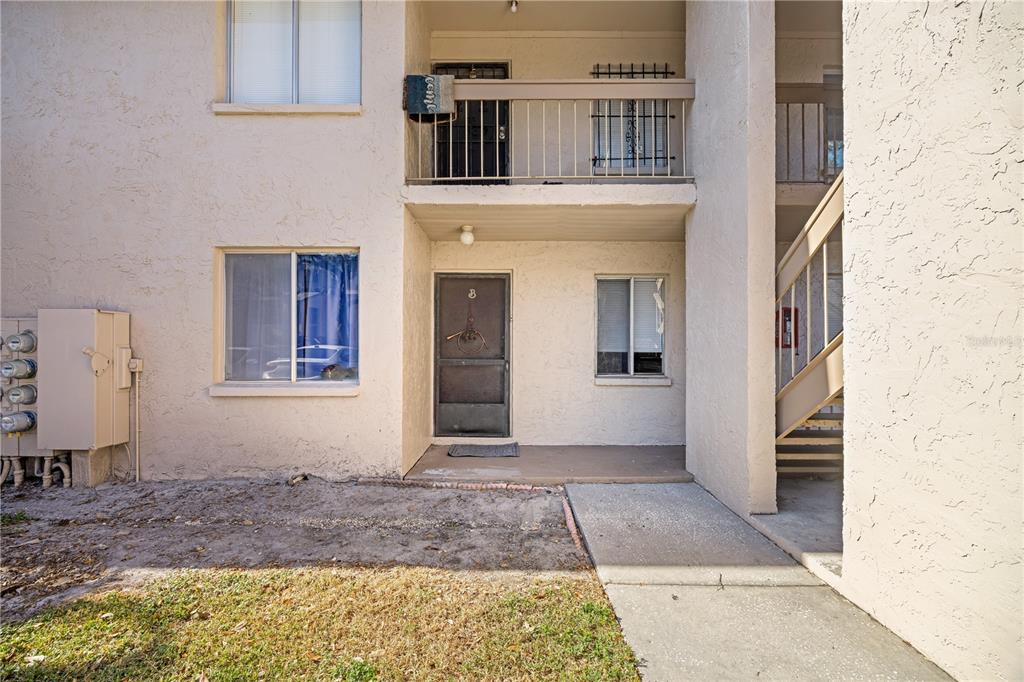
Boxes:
[229,1,361,105]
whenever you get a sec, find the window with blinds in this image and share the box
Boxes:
[596,276,666,376]
[230,1,361,105]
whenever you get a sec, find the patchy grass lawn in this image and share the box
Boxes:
[1,511,31,526]
[0,566,639,681]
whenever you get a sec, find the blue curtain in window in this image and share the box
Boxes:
[296,253,359,380]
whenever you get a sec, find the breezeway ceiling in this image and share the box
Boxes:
[407,203,687,241]
[422,1,685,33]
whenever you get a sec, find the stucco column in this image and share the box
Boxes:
[842,2,1022,679]
[684,0,776,515]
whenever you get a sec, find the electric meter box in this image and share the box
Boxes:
[1,317,44,459]
[37,309,131,451]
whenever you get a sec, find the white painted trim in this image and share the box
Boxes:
[594,376,672,387]
[212,103,362,115]
[209,382,360,397]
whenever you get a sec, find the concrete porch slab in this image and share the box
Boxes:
[405,445,692,485]
[606,583,952,681]
[565,483,820,586]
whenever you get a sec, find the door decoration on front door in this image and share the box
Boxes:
[444,288,488,355]
[434,274,510,437]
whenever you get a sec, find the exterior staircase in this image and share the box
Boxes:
[775,173,845,477]
[776,396,843,476]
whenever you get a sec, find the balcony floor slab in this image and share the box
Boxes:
[404,183,693,241]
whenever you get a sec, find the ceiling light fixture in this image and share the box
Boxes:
[510,0,518,13]
[460,225,475,246]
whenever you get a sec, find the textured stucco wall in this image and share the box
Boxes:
[430,32,684,79]
[775,35,841,83]
[431,240,685,445]
[684,0,776,515]
[842,2,1023,679]
[2,1,410,479]
[401,212,433,473]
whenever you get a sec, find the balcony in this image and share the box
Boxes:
[406,78,694,185]
[775,82,843,209]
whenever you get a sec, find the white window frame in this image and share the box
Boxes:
[595,275,667,378]
[225,0,362,106]
[211,246,360,397]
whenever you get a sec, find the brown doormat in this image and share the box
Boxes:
[448,443,519,457]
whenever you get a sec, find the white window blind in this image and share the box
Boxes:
[231,1,294,104]
[633,278,664,353]
[230,1,361,105]
[299,1,361,104]
[597,279,630,353]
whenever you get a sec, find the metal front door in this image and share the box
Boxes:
[432,62,510,184]
[434,273,510,437]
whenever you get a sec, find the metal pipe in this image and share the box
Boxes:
[135,367,142,482]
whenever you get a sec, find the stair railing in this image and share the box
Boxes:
[775,172,845,437]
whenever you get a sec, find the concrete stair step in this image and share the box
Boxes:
[776,451,844,461]
[776,430,843,446]
[803,412,844,428]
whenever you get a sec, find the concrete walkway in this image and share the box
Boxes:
[566,483,950,681]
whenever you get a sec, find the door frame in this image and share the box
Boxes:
[433,271,512,439]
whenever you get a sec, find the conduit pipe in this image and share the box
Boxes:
[130,359,143,482]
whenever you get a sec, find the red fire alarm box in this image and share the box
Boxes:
[776,307,798,348]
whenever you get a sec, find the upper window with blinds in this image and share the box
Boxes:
[229,1,361,105]
[596,276,666,376]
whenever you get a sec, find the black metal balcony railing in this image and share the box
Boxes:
[407,79,695,185]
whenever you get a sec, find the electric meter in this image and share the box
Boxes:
[1,411,36,433]
[5,331,36,353]
[0,359,37,379]
[8,385,37,405]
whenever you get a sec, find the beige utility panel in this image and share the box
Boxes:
[37,309,131,451]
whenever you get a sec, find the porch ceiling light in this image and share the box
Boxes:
[460,225,475,246]
[510,0,518,13]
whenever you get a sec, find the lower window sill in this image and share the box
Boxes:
[594,375,672,387]
[209,381,360,397]
[212,103,362,116]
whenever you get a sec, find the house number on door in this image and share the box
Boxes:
[468,288,477,299]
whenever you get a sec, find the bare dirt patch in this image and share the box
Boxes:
[1,477,588,621]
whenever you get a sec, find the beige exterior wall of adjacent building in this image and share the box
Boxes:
[430,240,685,446]
[2,0,412,479]
[841,1,1023,679]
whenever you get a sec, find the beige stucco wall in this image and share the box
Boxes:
[684,0,776,515]
[430,31,684,79]
[401,213,433,473]
[776,35,841,83]
[841,1,1023,679]
[430,240,685,445]
[2,1,411,479]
